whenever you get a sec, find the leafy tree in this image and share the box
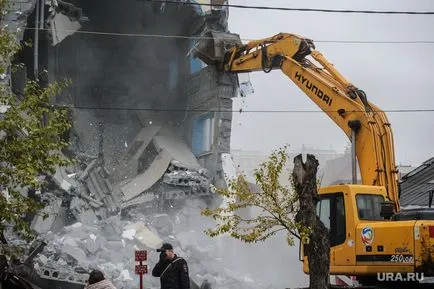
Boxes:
[201,145,312,246]
[0,3,72,258]
[201,146,331,289]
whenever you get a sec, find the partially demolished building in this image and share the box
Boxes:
[2,1,244,288]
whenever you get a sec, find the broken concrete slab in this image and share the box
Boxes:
[122,229,136,240]
[83,237,100,254]
[153,128,201,170]
[124,221,162,249]
[69,197,98,226]
[61,244,87,265]
[31,198,63,234]
[112,125,161,181]
[100,216,123,241]
[47,9,81,46]
[120,148,172,201]
[151,214,174,236]
[121,193,155,209]
[78,159,97,181]
[117,269,133,282]
[53,165,78,193]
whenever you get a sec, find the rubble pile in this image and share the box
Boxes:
[162,161,212,199]
[30,200,267,289]
[20,125,267,289]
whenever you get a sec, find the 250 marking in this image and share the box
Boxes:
[390,254,413,263]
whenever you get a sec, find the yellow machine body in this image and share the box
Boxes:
[299,184,434,276]
[190,31,434,282]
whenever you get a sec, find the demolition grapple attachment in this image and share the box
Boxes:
[189,30,242,66]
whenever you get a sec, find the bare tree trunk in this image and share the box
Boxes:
[0,230,9,274]
[292,154,330,289]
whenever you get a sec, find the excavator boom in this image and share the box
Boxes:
[191,31,400,212]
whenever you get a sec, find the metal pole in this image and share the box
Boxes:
[34,0,40,80]
[351,129,357,184]
[40,0,45,31]
[139,260,143,289]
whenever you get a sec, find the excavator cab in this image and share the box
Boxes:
[300,184,434,283]
[299,184,389,272]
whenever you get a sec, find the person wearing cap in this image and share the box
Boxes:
[152,243,190,289]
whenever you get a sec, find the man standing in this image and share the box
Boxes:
[152,243,190,289]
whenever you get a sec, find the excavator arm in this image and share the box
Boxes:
[192,32,400,212]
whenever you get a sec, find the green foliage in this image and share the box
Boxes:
[0,4,72,256]
[201,145,313,246]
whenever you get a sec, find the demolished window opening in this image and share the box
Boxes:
[192,112,215,156]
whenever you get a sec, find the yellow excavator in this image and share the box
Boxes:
[190,31,434,286]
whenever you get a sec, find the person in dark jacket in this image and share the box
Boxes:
[152,243,190,289]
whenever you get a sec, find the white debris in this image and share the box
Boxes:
[124,221,162,248]
[67,173,77,178]
[62,236,78,247]
[37,254,48,265]
[118,270,133,281]
[62,244,88,264]
[122,228,136,240]
[89,233,97,241]
[70,222,82,229]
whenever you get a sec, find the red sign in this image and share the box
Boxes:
[135,265,148,274]
[135,250,147,261]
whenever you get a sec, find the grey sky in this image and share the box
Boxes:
[227,0,434,166]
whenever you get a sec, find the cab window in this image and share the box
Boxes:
[356,194,384,220]
[316,193,346,247]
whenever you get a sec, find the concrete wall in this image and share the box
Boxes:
[181,66,238,187]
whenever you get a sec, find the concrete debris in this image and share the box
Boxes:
[62,244,88,265]
[150,214,174,236]
[30,195,63,234]
[69,196,98,226]
[120,148,173,202]
[153,131,201,170]
[1,1,249,288]
[20,121,236,287]
[53,165,78,193]
[111,125,161,182]
[47,9,81,46]
[26,199,269,289]
[85,166,122,214]
[124,221,163,249]
[118,269,133,282]
[121,193,155,210]
[163,162,211,196]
